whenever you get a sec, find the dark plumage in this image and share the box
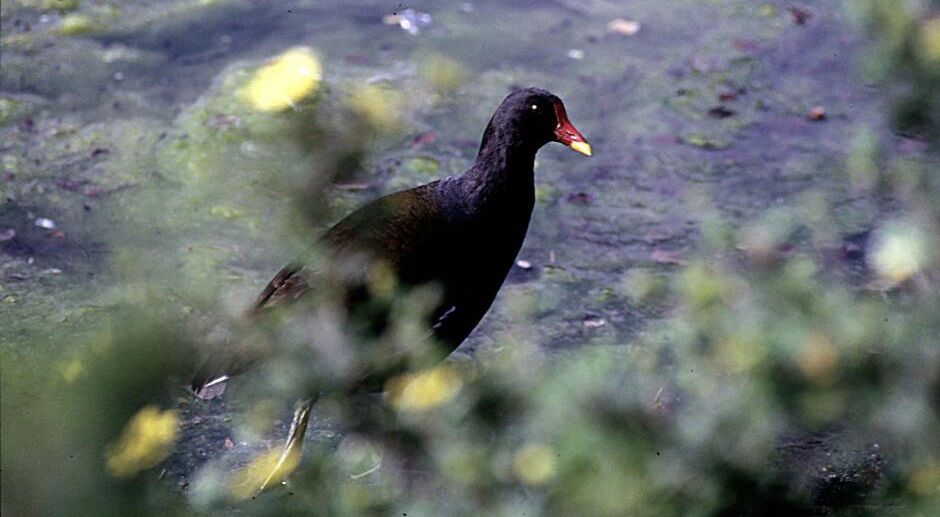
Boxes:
[256,87,588,349]
[195,87,590,489]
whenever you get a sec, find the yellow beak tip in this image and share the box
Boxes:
[569,141,592,156]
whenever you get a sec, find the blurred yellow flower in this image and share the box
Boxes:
[243,47,322,112]
[919,16,940,63]
[105,406,179,478]
[870,221,932,284]
[386,366,462,411]
[907,459,940,495]
[795,332,840,385]
[228,448,301,501]
[59,357,84,383]
[346,84,403,132]
[420,54,466,95]
[683,263,728,309]
[513,443,557,486]
[715,337,763,373]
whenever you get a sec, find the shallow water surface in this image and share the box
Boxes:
[1,0,893,349]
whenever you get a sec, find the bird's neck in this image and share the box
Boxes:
[461,125,537,208]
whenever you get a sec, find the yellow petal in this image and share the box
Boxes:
[59,357,84,383]
[513,443,557,486]
[386,366,462,411]
[346,84,403,131]
[105,406,179,478]
[243,47,322,112]
[919,17,940,64]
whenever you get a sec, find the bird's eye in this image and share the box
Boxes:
[530,104,539,111]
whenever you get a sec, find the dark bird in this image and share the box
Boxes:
[194,87,591,489]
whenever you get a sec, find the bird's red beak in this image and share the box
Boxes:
[553,101,592,156]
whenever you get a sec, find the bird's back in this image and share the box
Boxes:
[255,173,531,352]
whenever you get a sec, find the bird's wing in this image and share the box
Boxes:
[256,181,448,310]
[192,182,452,395]
[251,262,310,312]
[320,182,451,279]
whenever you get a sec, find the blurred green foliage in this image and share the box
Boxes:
[853,0,940,140]
[2,1,940,516]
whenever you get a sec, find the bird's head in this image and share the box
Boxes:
[491,87,592,156]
